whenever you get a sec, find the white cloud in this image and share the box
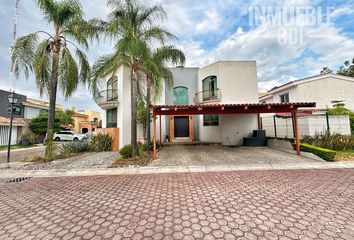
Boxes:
[195,10,221,33]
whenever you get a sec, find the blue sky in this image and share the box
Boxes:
[0,0,354,111]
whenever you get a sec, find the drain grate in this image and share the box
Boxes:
[6,177,32,183]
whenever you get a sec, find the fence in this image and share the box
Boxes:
[261,114,351,139]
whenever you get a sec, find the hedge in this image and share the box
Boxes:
[299,143,337,161]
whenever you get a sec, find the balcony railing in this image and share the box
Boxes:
[193,89,222,104]
[94,90,118,108]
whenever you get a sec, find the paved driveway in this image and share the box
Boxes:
[0,169,353,239]
[150,145,319,167]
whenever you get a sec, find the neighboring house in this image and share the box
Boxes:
[259,73,354,110]
[95,61,260,148]
[0,89,26,146]
[259,74,353,137]
[72,110,101,134]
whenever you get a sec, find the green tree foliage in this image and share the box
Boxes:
[28,113,60,135]
[337,58,354,77]
[90,0,176,155]
[11,0,102,160]
[56,109,75,127]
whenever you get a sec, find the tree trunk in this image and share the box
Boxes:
[45,44,60,160]
[145,79,151,142]
[131,67,138,155]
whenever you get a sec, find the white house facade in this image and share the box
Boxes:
[95,61,260,148]
[259,73,354,110]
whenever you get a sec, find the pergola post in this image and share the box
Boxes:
[159,115,162,146]
[257,113,261,130]
[294,110,300,155]
[153,112,157,160]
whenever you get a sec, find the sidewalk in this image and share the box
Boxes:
[1,161,354,179]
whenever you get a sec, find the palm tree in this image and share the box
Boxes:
[90,0,175,155]
[11,0,100,160]
[143,46,185,142]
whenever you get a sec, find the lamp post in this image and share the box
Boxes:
[7,91,19,163]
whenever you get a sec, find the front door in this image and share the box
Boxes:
[174,116,189,137]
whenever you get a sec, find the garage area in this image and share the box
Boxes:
[149,145,320,167]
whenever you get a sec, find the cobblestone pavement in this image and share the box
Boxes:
[151,145,319,166]
[1,169,354,239]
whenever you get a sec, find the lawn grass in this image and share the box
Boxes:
[335,150,354,161]
[0,144,38,151]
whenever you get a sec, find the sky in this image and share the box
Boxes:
[0,0,354,112]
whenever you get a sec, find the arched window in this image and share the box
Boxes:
[202,75,217,101]
[173,87,188,105]
[107,76,118,100]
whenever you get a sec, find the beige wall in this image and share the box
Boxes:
[198,61,258,144]
[78,110,101,122]
[297,77,354,110]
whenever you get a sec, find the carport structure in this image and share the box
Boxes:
[151,102,316,160]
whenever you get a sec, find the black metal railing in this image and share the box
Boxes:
[94,89,118,106]
[193,89,222,104]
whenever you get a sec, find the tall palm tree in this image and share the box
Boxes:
[11,0,100,160]
[143,46,185,142]
[90,0,175,155]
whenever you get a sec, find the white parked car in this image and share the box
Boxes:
[53,131,87,142]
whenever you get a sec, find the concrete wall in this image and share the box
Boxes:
[297,76,354,110]
[262,115,351,138]
[198,61,258,144]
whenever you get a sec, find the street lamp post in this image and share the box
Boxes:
[7,91,19,163]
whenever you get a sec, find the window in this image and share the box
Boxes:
[39,109,48,114]
[203,114,219,126]
[107,76,118,101]
[202,76,217,101]
[107,108,117,128]
[280,92,289,103]
[173,87,188,105]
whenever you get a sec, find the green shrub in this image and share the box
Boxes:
[137,143,148,153]
[90,134,113,152]
[21,130,36,145]
[301,131,354,151]
[119,144,132,159]
[299,143,337,161]
[60,141,91,153]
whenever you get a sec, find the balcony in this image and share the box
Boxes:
[193,89,222,105]
[94,90,118,109]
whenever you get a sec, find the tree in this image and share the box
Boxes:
[337,58,354,77]
[56,109,75,128]
[142,46,185,141]
[11,0,101,160]
[320,67,333,75]
[90,0,175,155]
[28,113,60,135]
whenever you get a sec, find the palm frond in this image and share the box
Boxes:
[75,48,90,84]
[11,33,39,79]
[33,39,51,96]
[58,46,79,99]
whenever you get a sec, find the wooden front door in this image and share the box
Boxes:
[170,116,194,142]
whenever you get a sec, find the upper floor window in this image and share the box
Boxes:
[280,92,289,103]
[173,86,188,105]
[107,76,118,101]
[202,76,217,101]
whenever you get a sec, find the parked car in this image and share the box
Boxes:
[53,131,87,142]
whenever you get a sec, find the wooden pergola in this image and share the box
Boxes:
[151,102,316,160]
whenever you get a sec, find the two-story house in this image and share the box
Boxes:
[95,61,262,148]
[259,73,354,110]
